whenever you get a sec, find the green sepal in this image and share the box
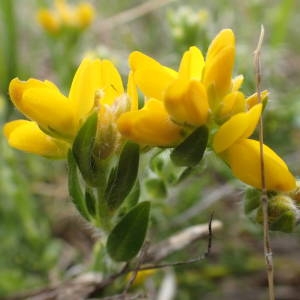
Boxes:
[145,178,167,199]
[171,126,208,167]
[85,188,96,218]
[105,142,140,211]
[72,112,98,186]
[107,201,151,262]
[244,188,261,214]
[270,211,296,233]
[67,150,90,221]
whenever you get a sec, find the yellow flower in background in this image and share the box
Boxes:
[213,103,296,191]
[4,57,136,158]
[37,0,95,34]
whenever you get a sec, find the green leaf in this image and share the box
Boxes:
[124,181,141,210]
[67,150,90,221]
[105,142,140,211]
[171,126,208,167]
[72,112,98,186]
[107,201,151,262]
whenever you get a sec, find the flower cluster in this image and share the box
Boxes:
[4,57,137,159]
[3,28,297,219]
[37,0,94,34]
[117,29,295,192]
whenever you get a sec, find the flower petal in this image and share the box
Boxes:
[9,78,60,113]
[68,57,103,123]
[129,51,177,99]
[246,90,269,109]
[215,91,246,123]
[117,99,183,146]
[203,45,235,102]
[3,120,69,158]
[231,74,244,91]
[134,67,176,100]
[164,79,209,126]
[127,71,138,111]
[178,46,204,81]
[99,59,124,106]
[213,104,262,153]
[206,28,235,61]
[225,139,296,191]
[22,87,76,139]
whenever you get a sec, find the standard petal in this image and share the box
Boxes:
[164,79,209,126]
[3,120,69,158]
[213,104,262,153]
[68,57,103,123]
[134,67,176,100]
[22,88,76,139]
[206,29,235,61]
[99,59,124,106]
[178,46,205,81]
[225,139,296,191]
[203,46,235,102]
[127,71,138,111]
[129,51,164,71]
[129,51,177,99]
[117,99,183,146]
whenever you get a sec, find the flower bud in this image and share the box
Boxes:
[256,195,298,232]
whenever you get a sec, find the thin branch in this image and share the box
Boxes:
[96,0,175,32]
[254,25,275,300]
[6,220,222,300]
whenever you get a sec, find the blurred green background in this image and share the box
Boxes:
[1,0,300,299]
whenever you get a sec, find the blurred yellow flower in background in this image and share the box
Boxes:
[37,0,95,34]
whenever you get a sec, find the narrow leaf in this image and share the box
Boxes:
[171,126,208,167]
[72,112,98,186]
[105,142,140,210]
[107,201,151,262]
[67,150,90,221]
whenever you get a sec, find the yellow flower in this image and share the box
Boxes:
[117,99,183,146]
[37,0,94,34]
[213,103,295,191]
[225,139,296,191]
[164,79,209,126]
[213,104,262,153]
[128,29,237,131]
[3,120,69,158]
[203,28,235,106]
[4,57,136,158]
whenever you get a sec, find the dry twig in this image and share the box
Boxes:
[254,25,275,300]
[6,220,221,300]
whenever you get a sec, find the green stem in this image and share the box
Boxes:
[1,0,18,119]
[96,182,112,231]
